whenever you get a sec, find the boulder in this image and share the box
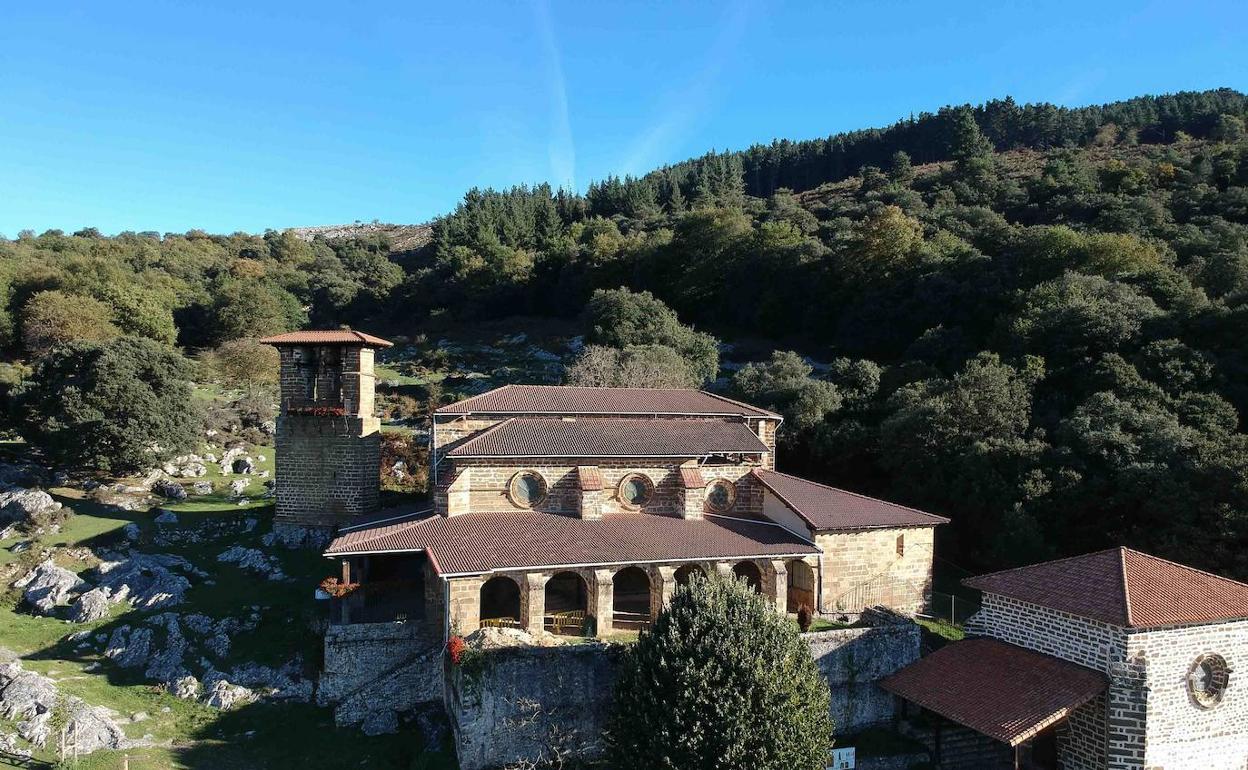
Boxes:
[216,546,286,581]
[190,481,214,496]
[154,509,178,526]
[0,661,57,721]
[152,480,187,501]
[104,626,152,669]
[204,679,255,710]
[232,457,255,475]
[0,485,61,525]
[229,479,249,497]
[259,421,276,436]
[218,447,246,475]
[143,614,188,686]
[63,699,127,754]
[93,553,200,609]
[123,522,141,541]
[178,463,207,478]
[14,559,88,614]
[181,614,214,636]
[69,588,112,623]
[170,675,201,700]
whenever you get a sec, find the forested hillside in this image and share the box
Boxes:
[4,88,1248,579]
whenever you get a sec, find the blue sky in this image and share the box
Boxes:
[2,1,1246,236]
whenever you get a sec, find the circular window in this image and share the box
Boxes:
[706,479,736,512]
[618,474,654,509]
[508,471,547,509]
[1188,653,1231,709]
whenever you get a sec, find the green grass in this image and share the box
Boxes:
[915,617,965,642]
[806,618,855,632]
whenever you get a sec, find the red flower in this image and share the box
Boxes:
[446,635,466,665]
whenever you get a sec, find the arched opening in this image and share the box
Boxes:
[612,567,652,630]
[674,563,705,588]
[732,561,763,593]
[786,559,816,614]
[479,575,521,628]
[544,571,588,635]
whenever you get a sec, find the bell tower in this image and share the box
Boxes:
[260,329,392,546]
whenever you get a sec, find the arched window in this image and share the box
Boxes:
[674,563,705,587]
[732,561,763,593]
[618,473,654,509]
[544,571,589,635]
[612,566,652,629]
[479,576,521,627]
[706,479,736,513]
[508,470,548,508]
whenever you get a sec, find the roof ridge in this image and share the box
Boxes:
[1119,547,1134,627]
[964,546,1125,585]
[698,390,783,419]
[755,468,949,523]
[1121,546,1248,591]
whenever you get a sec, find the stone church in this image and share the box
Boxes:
[259,329,947,637]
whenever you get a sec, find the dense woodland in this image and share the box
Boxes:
[4,88,1248,578]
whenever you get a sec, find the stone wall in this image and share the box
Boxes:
[816,527,935,615]
[444,614,919,770]
[1129,618,1248,770]
[447,643,621,770]
[971,594,1126,673]
[439,458,765,520]
[804,620,921,732]
[319,621,441,727]
[274,414,381,528]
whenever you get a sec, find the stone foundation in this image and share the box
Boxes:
[319,621,441,727]
[270,522,334,550]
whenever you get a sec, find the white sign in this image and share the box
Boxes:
[828,747,855,769]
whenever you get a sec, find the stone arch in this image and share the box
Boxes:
[786,559,816,613]
[544,571,589,635]
[612,566,652,629]
[479,574,521,626]
[674,563,706,587]
[732,561,763,593]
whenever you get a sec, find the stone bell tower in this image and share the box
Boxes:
[260,330,392,546]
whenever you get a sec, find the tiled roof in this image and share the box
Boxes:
[964,547,1248,629]
[576,466,603,491]
[259,330,393,347]
[752,469,948,532]
[879,638,1107,746]
[435,384,780,418]
[324,509,817,575]
[679,467,706,489]
[446,417,770,458]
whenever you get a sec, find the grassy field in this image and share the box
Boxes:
[0,438,457,770]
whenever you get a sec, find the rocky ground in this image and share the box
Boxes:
[0,434,455,770]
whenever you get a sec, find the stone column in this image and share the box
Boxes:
[764,560,789,615]
[650,566,677,619]
[588,569,614,637]
[447,576,483,635]
[520,573,548,635]
[713,561,734,581]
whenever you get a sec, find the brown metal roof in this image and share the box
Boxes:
[752,469,948,532]
[964,547,1248,629]
[879,639,1107,746]
[679,466,706,489]
[446,417,770,458]
[259,329,393,347]
[435,384,780,418]
[324,508,817,575]
[576,466,604,491]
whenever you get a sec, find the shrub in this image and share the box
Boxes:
[12,337,198,473]
[607,577,833,770]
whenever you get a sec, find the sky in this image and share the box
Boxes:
[2,0,1246,236]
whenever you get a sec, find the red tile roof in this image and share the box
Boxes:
[324,508,817,575]
[446,417,770,458]
[576,466,603,491]
[879,638,1107,746]
[435,384,780,418]
[259,330,393,347]
[964,547,1248,629]
[752,469,948,532]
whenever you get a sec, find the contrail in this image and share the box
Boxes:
[534,0,576,191]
